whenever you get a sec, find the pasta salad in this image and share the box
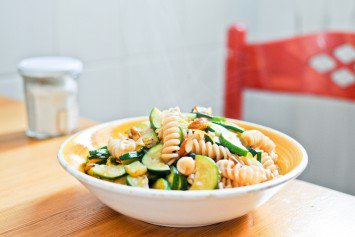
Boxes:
[84,106,280,190]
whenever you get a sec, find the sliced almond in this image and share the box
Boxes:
[188,118,209,130]
[179,139,189,157]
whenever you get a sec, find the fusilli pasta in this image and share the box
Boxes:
[161,112,181,162]
[184,139,233,161]
[217,160,269,186]
[218,177,233,189]
[241,130,276,154]
[240,154,263,167]
[261,152,279,177]
[183,129,205,140]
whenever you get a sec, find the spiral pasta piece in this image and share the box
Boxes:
[261,152,279,177]
[241,130,276,154]
[177,156,195,175]
[240,154,263,167]
[217,159,239,179]
[217,160,269,186]
[218,177,233,189]
[185,139,232,161]
[161,112,181,162]
[108,136,136,158]
[183,129,205,140]
[235,165,269,186]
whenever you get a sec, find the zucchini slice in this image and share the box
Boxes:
[126,175,149,188]
[119,151,142,160]
[119,151,143,165]
[204,133,221,145]
[178,126,184,145]
[142,144,170,175]
[112,175,128,185]
[166,166,180,190]
[90,165,126,179]
[206,123,228,136]
[166,166,188,190]
[247,147,262,162]
[120,158,141,165]
[189,155,219,190]
[149,107,163,130]
[140,131,159,148]
[220,132,249,156]
[124,161,147,177]
[88,147,110,159]
[212,121,245,133]
[152,178,171,190]
[178,174,188,190]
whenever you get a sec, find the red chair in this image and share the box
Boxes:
[224,24,355,119]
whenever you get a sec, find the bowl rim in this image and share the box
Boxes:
[57,116,308,199]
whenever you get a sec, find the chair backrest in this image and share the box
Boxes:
[224,24,355,118]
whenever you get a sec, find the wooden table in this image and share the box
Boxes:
[1,96,354,237]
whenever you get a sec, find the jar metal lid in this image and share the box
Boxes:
[18,56,83,78]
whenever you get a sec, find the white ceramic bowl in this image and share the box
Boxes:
[58,117,308,227]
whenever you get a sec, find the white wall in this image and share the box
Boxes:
[0,0,354,194]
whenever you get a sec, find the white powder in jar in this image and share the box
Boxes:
[18,56,83,138]
[25,77,78,136]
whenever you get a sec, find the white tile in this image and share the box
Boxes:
[122,55,185,116]
[180,0,229,46]
[225,0,259,42]
[0,0,54,73]
[0,76,24,100]
[243,91,299,135]
[327,0,355,31]
[253,0,296,41]
[114,47,224,117]
[293,96,352,192]
[294,0,329,33]
[56,0,124,61]
[77,62,130,121]
[119,0,183,55]
[181,48,225,115]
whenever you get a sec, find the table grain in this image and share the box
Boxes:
[1,96,354,237]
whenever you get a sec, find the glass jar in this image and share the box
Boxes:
[18,56,83,139]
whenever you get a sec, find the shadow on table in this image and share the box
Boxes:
[0,130,43,153]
